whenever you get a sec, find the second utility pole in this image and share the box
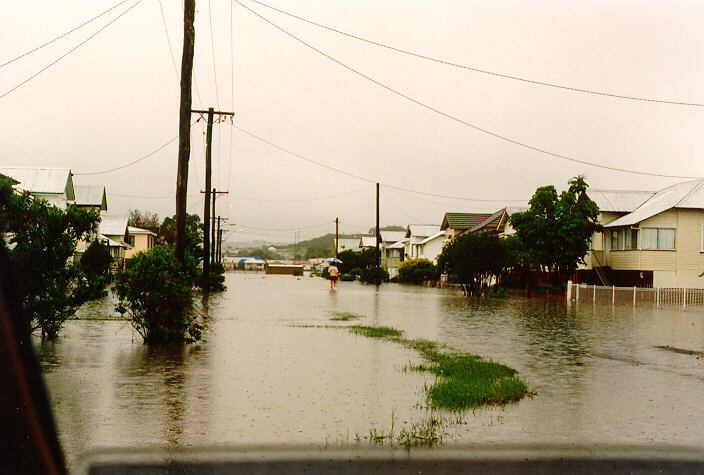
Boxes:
[194,106,233,290]
[376,182,380,286]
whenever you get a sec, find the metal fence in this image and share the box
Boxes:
[567,281,704,309]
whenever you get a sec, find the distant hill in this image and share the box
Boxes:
[296,233,362,258]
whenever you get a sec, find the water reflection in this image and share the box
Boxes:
[34,274,704,469]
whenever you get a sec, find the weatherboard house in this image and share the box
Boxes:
[0,167,75,209]
[581,179,704,288]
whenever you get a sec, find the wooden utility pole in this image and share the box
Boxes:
[211,188,216,264]
[376,183,380,286]
[335,217,339,258]
[216,216,222,263]
[175,0,195,262]
[193,107,232,289]
[202,108,214,285]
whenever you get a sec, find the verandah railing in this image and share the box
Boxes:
[566,281,704,309]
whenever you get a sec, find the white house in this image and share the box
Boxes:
[416,230,446,263]
[0,167,75,209]
[404,225,441,260]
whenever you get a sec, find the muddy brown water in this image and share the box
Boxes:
[33,273,704,468]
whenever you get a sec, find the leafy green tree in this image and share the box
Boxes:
[338,248,379,275]
[113,245,202,343]
[79,240,113,299]
[0,178,99,339]
[437,232,506,296]
[159,213,203,259]
[398,258,438,284]
[509,176,601,275]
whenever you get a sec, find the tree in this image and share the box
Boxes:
[367,225,405,234]
[79,240,113,299]
[128,209,160,235]
[113,245,202,343]
[159,213,203,259]
[437,232,506,296]
[338,248,378,275]
[509,176,601,276]
[0,178,100,339]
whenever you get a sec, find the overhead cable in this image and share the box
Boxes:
[0,0,144,100]
[0,0,131,68]
[232,0,702,180]
[242,0,704,107]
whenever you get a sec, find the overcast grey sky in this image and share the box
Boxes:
[2,0,703,243]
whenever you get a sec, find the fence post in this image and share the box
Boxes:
[593,284,596,303]
[633,286,636,306]
[566,280,572,302]
[612,285,615,306]
[683,288,687,309]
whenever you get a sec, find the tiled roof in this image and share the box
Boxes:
[441,212,493,230]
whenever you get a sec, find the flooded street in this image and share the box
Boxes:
[34,273,704,468]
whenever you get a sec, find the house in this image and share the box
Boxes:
[99,215,130,268]
[440,212,493,242]
[73,185,109,258]
[384,239,406,278]
[359,236,376,249]
[125,226,157,259]
[415,230,446,263]
[597,179,704,288]
[404,225,441,260]
[469,206,528,236]
[0,167,75,209]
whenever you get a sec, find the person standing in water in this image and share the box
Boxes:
[328,263,339,290]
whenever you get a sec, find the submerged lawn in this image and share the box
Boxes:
[328,316,530,411]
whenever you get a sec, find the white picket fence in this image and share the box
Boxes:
[566,280,704,309]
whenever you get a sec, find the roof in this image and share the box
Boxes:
[335,238,361,252]
[469,209,505,233]
[0,167,74,200]
[0,173,19,185]
[100,215,129,236]
[586,189,655,213]
[99,234,126,248]
[605,179,704,228]
[128,226,157,237]
[418,230,446,245]
[386,239,406,249]
[440,212,493,230]
[380,231,405,243]
[406,224,441,238]
[74,185,107,210]
[360,236,376,247]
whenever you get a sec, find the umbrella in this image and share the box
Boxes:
[326,257,343,264]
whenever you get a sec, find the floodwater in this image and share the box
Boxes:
[34,273,704,468]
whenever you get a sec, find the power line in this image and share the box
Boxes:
[106,185,370,201]
[0,0,144,101]
[242,0,704,108]
[232,0,702,180]
[0,0,132,69]
[385,185,525,210]
[381,188,423,224]
[237,220,334,232]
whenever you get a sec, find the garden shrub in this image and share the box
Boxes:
[340,273,355,281]
[113,245,202,344]
[398,258,437,285]
[360,266,389,284]
[79,240,113,299]
[349,267,363,276]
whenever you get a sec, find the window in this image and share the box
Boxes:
[642,227,675,250]
[610,228,638,250]
[126,235,135,247]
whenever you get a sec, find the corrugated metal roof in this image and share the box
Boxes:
[128,226,157,236]
[380,231,405,243]
[335,238,361,251]
[441,212,493,230]
[360,236,376,247]
[0,167,73,199]
[406,224,441,238]
[74,185,106,208]
[386,239,406,249]
[100,215,129,236]
[99,234,126,248]
[586,189,654,212]
[605,179,704,228]
[418,230,446,245]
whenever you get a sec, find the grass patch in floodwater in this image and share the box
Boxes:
[347,326,403,339]
[330,312,363,321]
[70,316,128,321]
[330,324,529,411]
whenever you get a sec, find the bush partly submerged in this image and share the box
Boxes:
[113,245,202,344]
